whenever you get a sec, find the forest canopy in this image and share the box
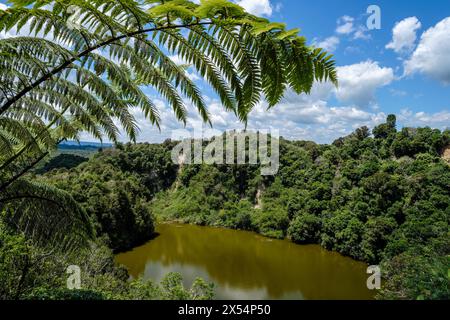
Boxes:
[39,116,450,300]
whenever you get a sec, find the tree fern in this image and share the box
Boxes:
[0,178,94,252]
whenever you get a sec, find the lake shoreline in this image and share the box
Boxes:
[116,222,375,300]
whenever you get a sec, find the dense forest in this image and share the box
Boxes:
[30,115,450,300]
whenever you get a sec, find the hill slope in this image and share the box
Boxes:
[42,116,450,300]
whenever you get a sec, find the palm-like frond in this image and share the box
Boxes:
[0,178,94,252]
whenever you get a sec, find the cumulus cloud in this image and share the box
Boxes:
[398,109,450,130]
[245,91,449,143]
[313,36,340,52]
[336,16,355,35]
[245,89,388,143]
[334,15,371,41]
[83,79,449,145]
[235,0,273,17]
[386,17,422,53]
[80,99,450,144]
[335,61,395,107]
[404,17,450,84]
[3,0,444,144]
[108,60,399,144]
[241,79,387,142]
[353,25,371,40]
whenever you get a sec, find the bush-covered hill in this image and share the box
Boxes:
[37,154,89,173]
[40,142,178,251]
[41,115,450,299]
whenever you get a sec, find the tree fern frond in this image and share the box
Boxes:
[0,178,94,252]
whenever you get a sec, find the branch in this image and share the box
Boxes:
[0,22,213,116]
[0,194,70,213]
[0,151,49,193]
[0,103,72,171]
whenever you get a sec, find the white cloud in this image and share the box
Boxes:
[353,25,371,40]
[235,0,273,17]
[336,16,354,34]
[386,17,421,53]
[404,17,450,84]
[85,77,448,145]
[398,109,450,130]
[169,55,186,65]
[313,36,340,52]
[122,61,398,144]
[334,15,371,41]
[3,0,444,144]
[335,61,395,107]
[245,88,388,143]
[389,88,407,97]
[273,3,282,13]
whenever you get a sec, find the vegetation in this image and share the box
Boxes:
[40,142,177,251]
[37,153,88,173]
[0,219,213,300]
[0,0,336,214]
[74,115,446,300]
[2,110,449,300]
[0,0,447,302]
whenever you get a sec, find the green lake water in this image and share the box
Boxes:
[115,223,374,300]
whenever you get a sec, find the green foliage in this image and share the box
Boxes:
[0,222,32,299]
[158,272,214,300]
[287,212,321,243]
[251,208,289,239]
[218,200,254,230]
[391,127,449,158]
[0,179,94,252]
[37,153,88,173]
[144,117,449,300]
[0,1,342,301]
[27,288,106,300]
[3,112,449,300]
[378,243,449,300]
[40,143,177,251]
[0,0,336,177]
[0,220,215,300]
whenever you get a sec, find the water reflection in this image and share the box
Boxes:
[115,223,374,300]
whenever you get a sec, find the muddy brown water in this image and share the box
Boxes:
[115,223,374,300]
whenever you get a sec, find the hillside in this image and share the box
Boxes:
[40,116,450,300]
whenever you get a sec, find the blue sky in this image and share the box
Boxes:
[274,0,450,114]
[1,0,449,143]
[224,0,450,143]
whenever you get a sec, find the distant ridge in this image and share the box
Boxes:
[58,140,113,148]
